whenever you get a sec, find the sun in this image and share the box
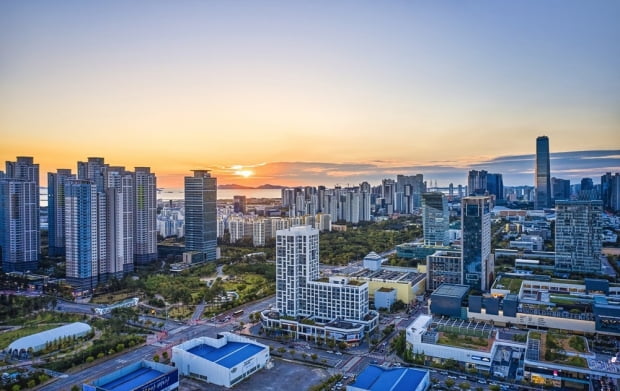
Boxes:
[235,169,253,178]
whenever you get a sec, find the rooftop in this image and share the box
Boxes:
[431,283,470,299]
[187,341,264,369]
[351,365,428,391]
[98,367,163,391]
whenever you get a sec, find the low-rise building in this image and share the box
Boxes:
[83,360,178,391]
[171,332,269,388]
[347,364,429,391]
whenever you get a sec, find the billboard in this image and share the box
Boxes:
[134,370,179,391]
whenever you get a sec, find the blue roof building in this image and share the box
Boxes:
[348,365,429,391]
[172,332,270,388]
[83,360,178,391]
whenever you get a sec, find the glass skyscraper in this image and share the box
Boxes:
[422,192,450,246]
[535,136,551,209]
[461,196,493,292]
[184,170,217,262]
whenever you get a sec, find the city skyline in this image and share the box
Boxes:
[2,1,619,188]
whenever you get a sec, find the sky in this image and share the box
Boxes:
[1,1,619,188]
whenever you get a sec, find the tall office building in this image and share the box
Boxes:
[133,167,157,264]
[65,179,105,290]
[551,177,571,203]
[426,250,462,291]
[467,170,488,196]
[535,136,551,209]
[184,170,217,262]
[486,173,504,201]
[0,157,40,272]
[48,169,75,256]
[461,196,493,292]
[555,200,603,274]
[422,192,450,246]
[601,173,620,211]
[468,170,503,200]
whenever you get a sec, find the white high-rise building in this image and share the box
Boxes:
[105,167,134,278]
[265,226,378,342]
[65,179,106,290]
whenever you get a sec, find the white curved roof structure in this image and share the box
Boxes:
[8,322,92,352]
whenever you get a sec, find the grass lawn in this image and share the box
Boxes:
[496,277,524,293]
[221,273,275,302]
[0,324,58,350]
[437,332,492,352]
[91,290,140,305]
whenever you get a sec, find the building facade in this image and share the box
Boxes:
[426,250,462,291]
[535,136,551,209]
[461,196,493,292]
[0,157,40,272]
[47,169,74,257]
[422,192,449,246]
[184,170,217,262]
[133,167,158,263]
[555,200,603,274]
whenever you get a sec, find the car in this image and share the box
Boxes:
[440,371,448,375]
[335,351,342,355]
[477,379,487,384]
[327,350,334,354]
[448,375,457,379]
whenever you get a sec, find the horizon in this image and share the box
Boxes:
[2,1,619,189]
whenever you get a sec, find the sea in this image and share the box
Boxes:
[158,188,282,200]
[39,187,281,207]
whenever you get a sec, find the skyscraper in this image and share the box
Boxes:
[422,192,449,246]
[48,169,75,257]
[65,179,105,290]
[184,170,217,262]
[0,157,40,272]
[601,173,620,211]
[467,170,488,196]
[233,195,247,214]
[535,136,551,209]
[461,196,493,292]
[133,167,157,264]
[551,177,571,203]
[555,200,603,274]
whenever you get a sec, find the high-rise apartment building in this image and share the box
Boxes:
[48,169,75,256]
[184,170,217,262]
[104,167,134,278]
[233,195,247,214]
[65,179,106,290]
[396,174,425,210]
[133,167,157,264]
[535,136,551,209]
[0,157,40,272]
[422,192,449,246]
[555,200,603,274]
[461,196,493,292]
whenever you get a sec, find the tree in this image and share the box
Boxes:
[489,385,500,391]
[445,379,455,388]
[162,351,169,360]
[311,353,318,361]
[459,381,470,390]
[153,354,160,362]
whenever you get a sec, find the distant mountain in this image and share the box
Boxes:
[256,184,286,189]
[217,184,254,189]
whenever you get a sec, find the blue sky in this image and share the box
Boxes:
[1,1,619,187]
